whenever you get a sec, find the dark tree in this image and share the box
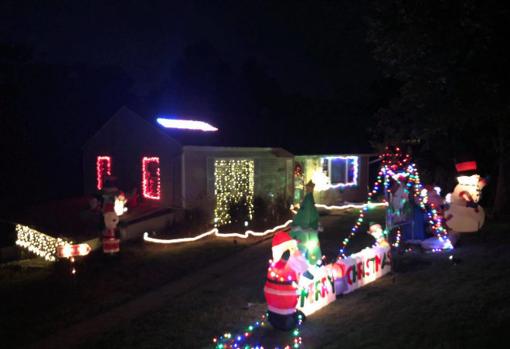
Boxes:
[366,0,510,214]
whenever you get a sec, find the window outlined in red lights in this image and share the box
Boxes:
[96,156,112,190]
[142,156,161,200]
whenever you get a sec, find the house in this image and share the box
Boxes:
[83,107,294,228]
[293,154,373,205]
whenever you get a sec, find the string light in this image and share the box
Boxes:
[212,313,303,349]
[339,147,452,258]
[143,220,293,244]
[156,117,218,132]
[214,159,255,226]
[142,156,161,200]
[96,156,111,190]
[15,224,70,262]
[290,202,387,214]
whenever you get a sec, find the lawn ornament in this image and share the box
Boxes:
[445,160,486,233]
[102,203,120,254]
[265,231,308,331]
[368,223,389,248]
[290,181,322,265]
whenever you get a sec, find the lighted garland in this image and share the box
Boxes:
[96,155,111,190]
[214,159,255,226]
[212,313,303,349]
[339,171,387,258]
[339,148,452,258]
[15,224,70,262]
[144,220,292,244]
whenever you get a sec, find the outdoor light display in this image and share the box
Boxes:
[15,224,68,262]
[212,313,303,349]
[312,156,359,191]
[339,147,452,258]
[56,243,91,258]
[291,181,322,265]
[96,156,112,190]
[214,159,255,226]
[142,156,161,200]
[144,220,293,244]
[156,117,218,132]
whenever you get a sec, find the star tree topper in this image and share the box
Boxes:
[305,180,315,194]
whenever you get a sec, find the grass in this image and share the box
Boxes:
[74,207,388,349]
[0,233,259,348]
[76,208,510,348]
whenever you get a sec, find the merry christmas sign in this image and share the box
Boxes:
[296,265,336,316]
[335,246,391,295]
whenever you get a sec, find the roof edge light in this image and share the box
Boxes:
[156,117,218,132]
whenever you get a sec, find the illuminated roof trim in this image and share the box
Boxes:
[156,117,218,132]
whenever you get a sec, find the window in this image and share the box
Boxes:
[142,156,161,200]
[321,156,358,187]
[96,156,112,190]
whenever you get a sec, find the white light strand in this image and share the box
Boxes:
[143,220,293,244]
[290,202,387,214]
[15,224,71,262]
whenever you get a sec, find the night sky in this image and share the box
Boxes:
[1,1,384,204]
[1,1,377,97]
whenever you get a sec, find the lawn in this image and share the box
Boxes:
[75,209,510,349]
[0,231,259,348]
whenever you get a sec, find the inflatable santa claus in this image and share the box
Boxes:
[445,160,486,233]
[264,231,309,331]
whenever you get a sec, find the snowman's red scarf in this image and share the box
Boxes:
[459,191,479,213]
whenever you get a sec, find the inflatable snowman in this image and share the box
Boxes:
[102,203,121,254]
[445,160,486,233]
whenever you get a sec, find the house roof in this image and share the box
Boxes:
[89,107,374,155]
[183,146,294,158]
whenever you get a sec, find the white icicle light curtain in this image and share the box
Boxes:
[15,224,69,262]
[214,159,255,226]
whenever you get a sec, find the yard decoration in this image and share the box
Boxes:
[368,223,389,248]
[265,231,309,331]
[339,146,452,257]
[290,180,322,265]
[444,160,486,233]
[334,245,391,294]
[213,178,394,348]
[114,192,128,216]
[102,203,120,254]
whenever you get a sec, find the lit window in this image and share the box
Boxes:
[321,156,358,187]
[96,156,112,190]
[142,157,161,200]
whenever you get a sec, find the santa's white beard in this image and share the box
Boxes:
[287,253,309,274]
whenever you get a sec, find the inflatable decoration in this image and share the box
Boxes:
[368,223,389,248]
[102,203,120,254]
[445,160,486,233]
[290,180,322,266]
[265,231,309,330]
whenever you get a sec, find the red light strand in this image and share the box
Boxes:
[142,156,161,200]
[96,156,112,190]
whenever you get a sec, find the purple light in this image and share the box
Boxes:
[156,117,218,132]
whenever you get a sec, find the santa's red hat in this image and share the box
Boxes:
[272,231,297,262]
